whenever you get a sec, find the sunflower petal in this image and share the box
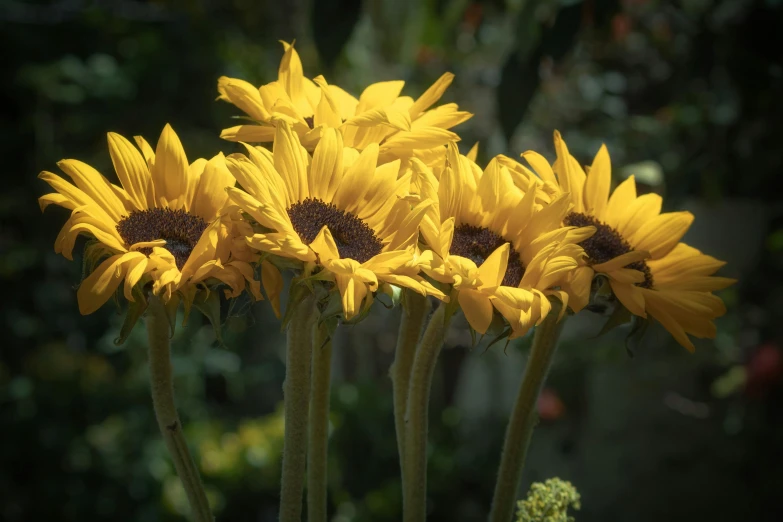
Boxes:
[458,289,494,334]
[584,144,611,219]
[107,132,153,210]
[151,124,189,209]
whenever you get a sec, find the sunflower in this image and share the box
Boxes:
[217,41,472,167]
[223,121,444,319]
[38,124,277,316]
[517,131,735,350]
[415,143,595,338]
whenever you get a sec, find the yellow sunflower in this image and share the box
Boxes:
[38,124,276,315]
[517,131,735,351]
[416,143,595,338]
[223,121,444,319]
[217,41,472,167]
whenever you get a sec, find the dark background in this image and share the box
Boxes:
[2,0,782,521]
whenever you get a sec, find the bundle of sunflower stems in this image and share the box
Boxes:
[38,42,735,522]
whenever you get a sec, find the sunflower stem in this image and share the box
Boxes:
[391,291,429,471]
[403,302,448,522]
[280,291,317,522]
[146,295,213,522]
[307,320,333,522]
[488,301,565,522]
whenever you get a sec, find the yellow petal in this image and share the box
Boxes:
[410,104,471,132]
[591,250,650,273]
[38,193,70,212]
[123,256,149,302]
[191,153,235,220]
[478,243,509,288]
[309,226,340,264]
[380,127,459,152]
[615,193,663,239]
[494,286,535,310]
[553,131,586,212]
[327,84,359,120]
[261,260,283,318]
[278,41,311,116]
[309,128,343,201]
[332,144,379,210]
[77,253,134,314]
[336,275,369,320]
[562,266,593,313]
[643,293,695,351]
[218,76,271,121]
[630,211,694,259]
[609,279,646,317]
[521,150,557,186]
[466,142,479,162]
[220,124,276,143]
[584,144,611,219]
[356,80,405,113]
[225,187,295,236]
[458,289,494,334]
[107,132,153,210]
[409,72,454,119]
[312,76,343,129]
[151,124,189,209]
[606,267,646,284]
[604,175,637,228]
[272,121,310,203]
[56,159,126,222]
[655,276,736,292]
[55,211,127,260]
[179,220,219,280]
[133,135,155,168]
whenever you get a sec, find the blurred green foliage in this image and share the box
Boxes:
[2,1,783,521]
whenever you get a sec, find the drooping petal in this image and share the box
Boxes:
[57,159,126,221]
[458,289,494,334]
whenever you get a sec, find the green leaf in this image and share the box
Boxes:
[164,293,180,338]
[281,282,314,331]
[594,301,633,338]
[114,286,148,346]
[317,316,339,350]
[485,327,513,353]
[625,315,649,358]
[192,288,224,346]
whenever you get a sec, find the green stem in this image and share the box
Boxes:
[146,295,213,522]
[307,320,333,522]
[279,291,317,522]
[391,291,429,469]
[488,302,565,522]
[403,302,448,522]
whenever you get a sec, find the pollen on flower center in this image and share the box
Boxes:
[449,224,525,287]
[287,198,383,263]
[563,212,654,289]
[116,208,208,269]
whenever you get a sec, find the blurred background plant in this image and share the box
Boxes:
[2,0,782,521]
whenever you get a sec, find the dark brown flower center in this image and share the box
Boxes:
[449,224,525,287]
[287,198,383,263]
[116,208,208,269]
[563,212,653,289]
